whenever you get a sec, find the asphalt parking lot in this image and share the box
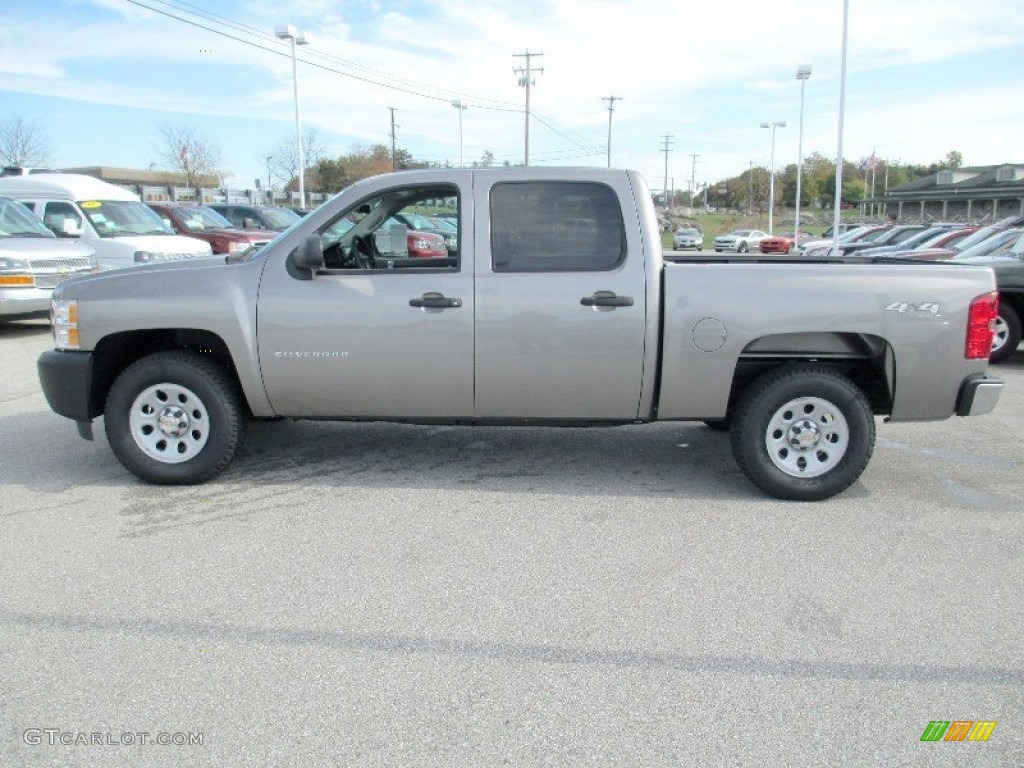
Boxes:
[1,317,1022,767]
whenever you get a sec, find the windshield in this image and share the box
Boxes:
[260,207,302,229]
[0,197,55,238]
[952,228,1022,260]
[677,228,699,236]
[80,199,173,237]
[953,225,1003,251]
[173,206,233,232]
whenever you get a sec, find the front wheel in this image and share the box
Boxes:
[104,351,246,484]
[730,366,875,501]
[737,242,749,253]
[989,303,1021,363]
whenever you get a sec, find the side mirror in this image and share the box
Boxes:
[62,219,83,237]
[292,233,324,273]
[242,217,260,229]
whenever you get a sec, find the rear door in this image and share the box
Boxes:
[473,173,649,420]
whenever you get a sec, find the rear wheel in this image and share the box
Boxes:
[730,365,875,501]
[104,351,246,484]
[738,242,749,253]
[989,303,1021,363]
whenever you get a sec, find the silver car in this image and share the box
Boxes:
[672,227,703,250]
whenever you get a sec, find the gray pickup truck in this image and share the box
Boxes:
[37,168,1003,500]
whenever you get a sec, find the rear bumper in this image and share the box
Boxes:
[956,374,1003,416]
[38,350,95,423]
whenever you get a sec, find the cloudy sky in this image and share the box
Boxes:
[2,0,1023,194]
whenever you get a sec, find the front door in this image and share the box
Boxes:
[257,177,474,419]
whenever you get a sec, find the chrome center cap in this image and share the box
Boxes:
[158,406,190,437]
[788,419,821,451]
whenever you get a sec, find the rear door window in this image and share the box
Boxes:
[490,181,625,272]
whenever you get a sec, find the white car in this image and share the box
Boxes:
[713,229,766,253]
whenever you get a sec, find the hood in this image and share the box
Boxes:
[116,234,211,254]
[0,237,96,259]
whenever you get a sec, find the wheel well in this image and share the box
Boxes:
[999,291,1024,320]
[725,333,894,416]
[88,329,239,418]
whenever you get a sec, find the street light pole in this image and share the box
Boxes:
[275,24,309,208]
[795,65,812,241]
[760,120,787,235]
[451,100,467,167]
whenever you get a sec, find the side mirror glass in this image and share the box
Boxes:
[242,217,259,229]
[62,219,82,237]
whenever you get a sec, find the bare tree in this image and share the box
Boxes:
[265,127,327,190]
[0,114,51,167]
[156,123,223,187]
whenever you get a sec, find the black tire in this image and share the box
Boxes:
[738,242,749,253]
[989,302,1021,364]
[104,351,246,484]
[730,365,875,501]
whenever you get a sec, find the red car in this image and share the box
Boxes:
[759,232,814,254]
[147,202,275,255]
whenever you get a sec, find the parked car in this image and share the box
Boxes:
[147,203,275,255]
[713,229,766,253]
[320,215,449,262]
[207,204,301,232]
[834,225,929,256]
[392,211,457,252]
[672,227,703,250]
[0,196,94,319]
[758,232,813,254]
[852,225,962,257]
[800,226,893,258]
[897,228,1024,262]
[956,234,1024,362]
[0,174,212,269]
[1,166,61,176]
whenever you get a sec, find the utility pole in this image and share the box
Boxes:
[602,95,622,168]
[688,154,699,215]
[660,135,674,210]
[513,50,544,166]
[387,107,399,171]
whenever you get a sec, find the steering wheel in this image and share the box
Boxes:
[351,234,375,269]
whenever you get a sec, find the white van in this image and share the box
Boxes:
[0,174,211,270]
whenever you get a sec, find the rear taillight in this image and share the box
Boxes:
[965,291,998,359]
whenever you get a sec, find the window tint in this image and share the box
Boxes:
[490,181,625,272]
[318,184,459,272]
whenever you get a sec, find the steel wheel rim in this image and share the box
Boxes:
[128,383,210,463]
[765,396,849,478]
[991,316,1008,353]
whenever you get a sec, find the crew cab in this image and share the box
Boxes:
[37,168,1003,501]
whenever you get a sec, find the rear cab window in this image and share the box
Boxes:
[489,181,625,272]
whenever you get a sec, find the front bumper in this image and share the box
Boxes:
[0,289,54,317]
[956,374,1003,416]
[38,350,96,426]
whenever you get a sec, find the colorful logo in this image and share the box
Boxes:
[920,721,997,742]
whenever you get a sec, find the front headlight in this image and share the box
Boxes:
[52,299,79,349]
[0,256,33,286]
